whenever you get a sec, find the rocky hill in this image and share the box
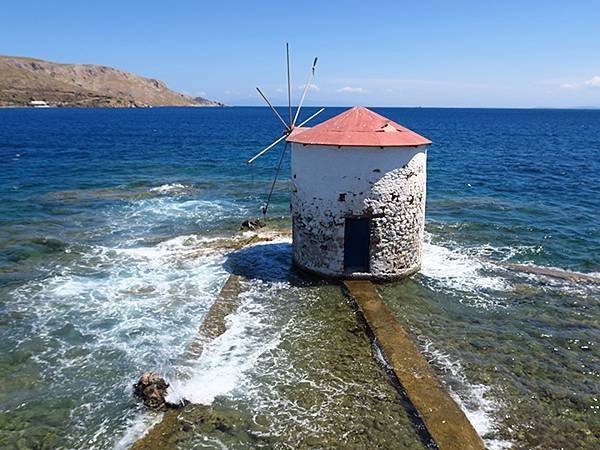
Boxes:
[0,56,223,107]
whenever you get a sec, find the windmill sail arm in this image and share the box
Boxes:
[247,133,287,165]
[246,108,324,165]
[262,141,289,216]
[292,56,318,127]
[256,87,290,131]
[286,43,292,127]
[296,107,325,128]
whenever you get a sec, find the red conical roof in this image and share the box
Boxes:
[287,106,431,147]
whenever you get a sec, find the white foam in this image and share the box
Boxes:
[129,198,227,221]
[19,244,228,354]
[9,230,231,448]
[420,338,512,450]
[109,234,223,262]
[149,183,190,195]
[113,412,163,450]
[421,233,600,302]
[422,240,508,291]
[94,197,250,244]
[166,280,286,405]
[5,189,261,448]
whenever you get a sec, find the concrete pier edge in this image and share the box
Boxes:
[343,280,485,450]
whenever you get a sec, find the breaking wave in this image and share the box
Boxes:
[421,240,509,292]
[166,282,285,405]
[165,239,294,405]
[420,231,599,305]
[6,231,230,449]
[420,233,511,307]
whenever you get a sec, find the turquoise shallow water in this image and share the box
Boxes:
[0,107,598,448]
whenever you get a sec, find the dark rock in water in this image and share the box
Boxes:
[133,372,170,410]
[240,218,265,231]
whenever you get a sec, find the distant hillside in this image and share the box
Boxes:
[0,56,223,107]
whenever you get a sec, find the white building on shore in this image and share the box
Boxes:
[286,106,431,280]
[29,100,50,108]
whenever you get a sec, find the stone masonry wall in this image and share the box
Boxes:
[365,152,426,278]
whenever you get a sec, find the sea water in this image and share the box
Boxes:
[0,107,598,449]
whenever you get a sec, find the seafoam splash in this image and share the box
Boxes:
[92,195,251,244]
[149,183,193,195]
[421,231,600,304]
[166,282,285,405]
[419,338,512,450]
[113,412,164,450]
[165,239,294,405]
[6,229,230,449]
[14,235,228,365]
[420,234,510,307]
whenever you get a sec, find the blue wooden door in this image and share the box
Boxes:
[344,218,370,273]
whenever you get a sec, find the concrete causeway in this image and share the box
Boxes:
[180,274,242,361]
[133,231,485,449]
[132,274,245,450]
[344,280,485,450]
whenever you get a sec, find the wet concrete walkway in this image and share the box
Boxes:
[180,274,242,361]
[344,280,485,450]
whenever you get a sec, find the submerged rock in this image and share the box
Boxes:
[240,218,265,231]
[133,372,171,410]
[131,404,268,450]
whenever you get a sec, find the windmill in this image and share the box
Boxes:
[247,43,325,215]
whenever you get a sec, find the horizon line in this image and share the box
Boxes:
[227,105,600,110]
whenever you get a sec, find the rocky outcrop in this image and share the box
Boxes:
[133,372,173,410]
[0,55,223,107]
[240,218,265,231]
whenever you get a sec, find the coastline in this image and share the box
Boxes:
[0,103,226,109]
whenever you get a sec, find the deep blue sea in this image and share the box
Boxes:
[0,107,598,449]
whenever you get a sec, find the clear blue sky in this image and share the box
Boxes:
[2,1,599,107]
